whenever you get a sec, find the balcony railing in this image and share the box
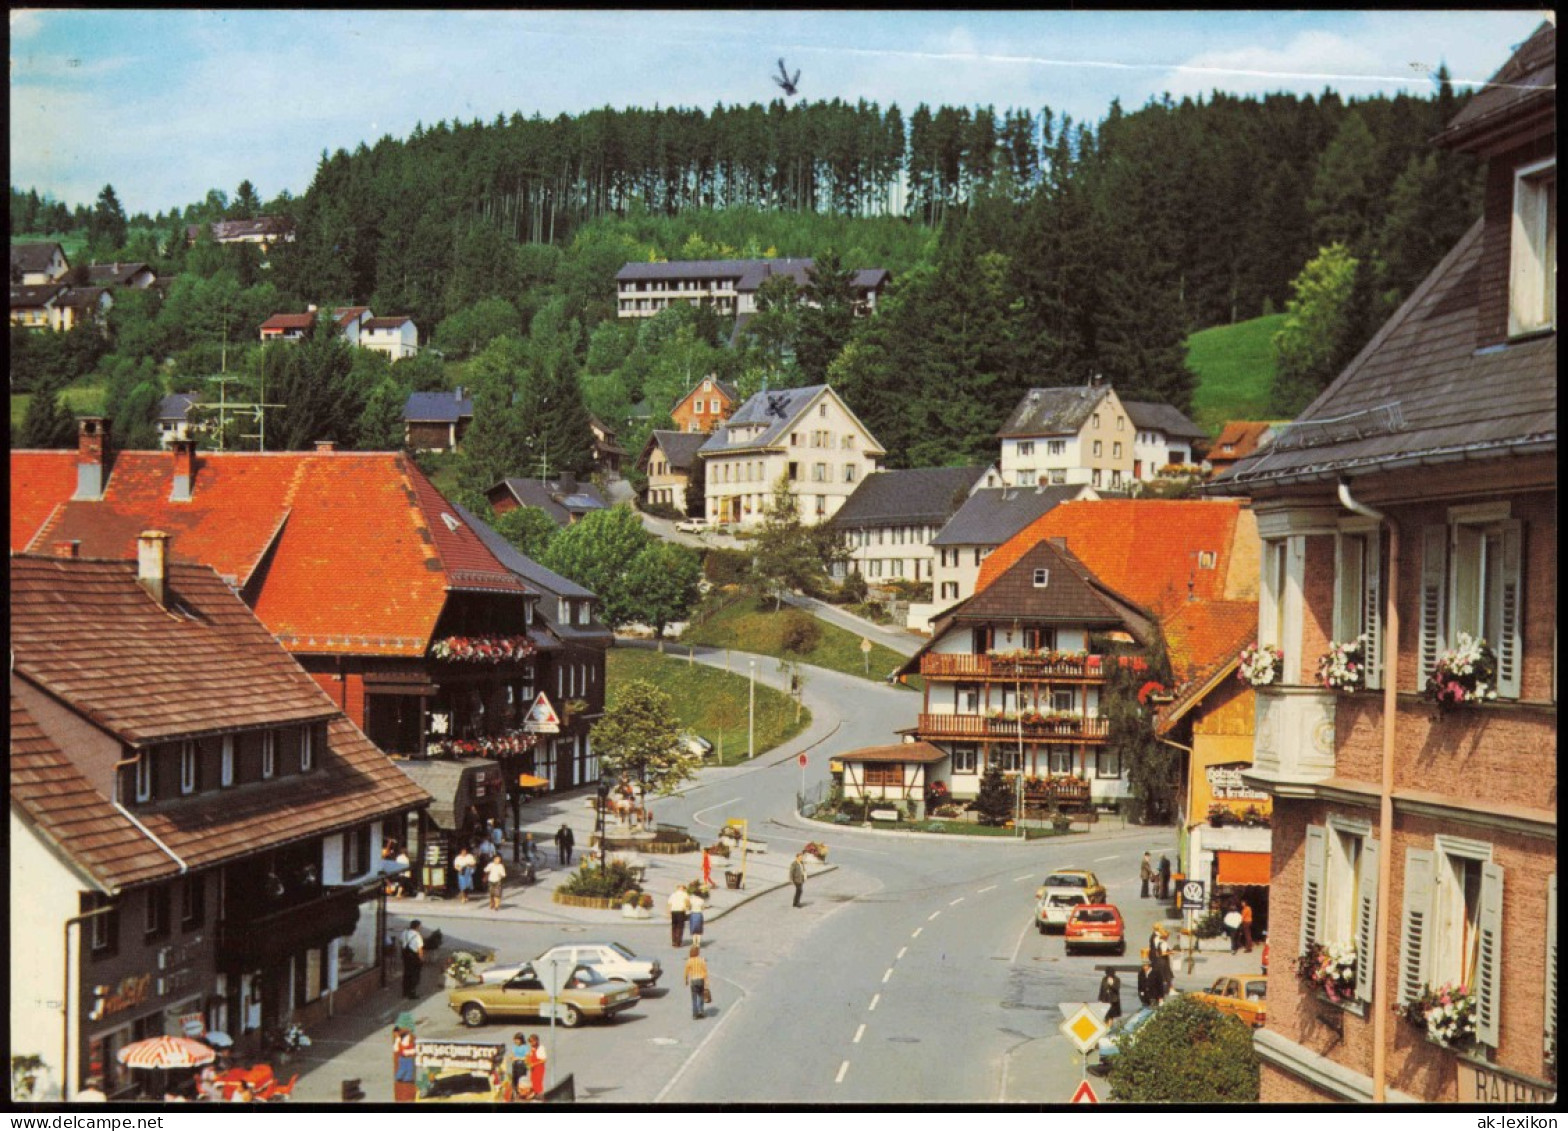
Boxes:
[1246,686,1337,787]
[920,652,1106,682]
[916,713,1111,742]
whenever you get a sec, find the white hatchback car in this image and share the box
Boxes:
[674,518,709,534]
[533,941,662,987]
[1036,889,1090,934]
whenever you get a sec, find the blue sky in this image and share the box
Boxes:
[9,9,1552,217]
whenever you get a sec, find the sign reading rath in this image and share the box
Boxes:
[523,692,561,734]
[1058,1002,1109,1052]
[1456,1060,1556,1105]
[1205,762,1270,801]
[1071,1079,1099,1104]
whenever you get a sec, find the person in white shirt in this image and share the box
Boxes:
[485,856,507,911]
[667,884,691,948]
[401,920,425,999]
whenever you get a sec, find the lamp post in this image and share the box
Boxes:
[595,773,611,871]
[748,660,756,760]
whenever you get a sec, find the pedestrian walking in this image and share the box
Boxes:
[1137,956,1158,1009]
[1152,924,1174,1004]
[400,920,425,999]
[701,848,713,889]
[684,945,710,1020]
[489,818,504,853]
[789,851,807,908]
[1098,969,1124,1022]
[668,884,690,948]
[1157,854,1172,901]
[1225,898,1244,952]
[454,844,477,904]
[687,884,706,944]
[1139,852,1153,899]
[555,823,574,866]
[525,1034,547,1099]
[522,833,535,863]
[476,834,495,866]
[1239,900,1255,953]
[485,855,507,911]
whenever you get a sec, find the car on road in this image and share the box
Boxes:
[1064,903,1126,955]
[674,517,709,534]
[1188,975,1268,1028]
[1035,868,1108,904]
[680,732,715,761]
[1094,1007,1157,1072]
[534,941,662,987]
[449,961,639,1028]
[1036,889,1090,933]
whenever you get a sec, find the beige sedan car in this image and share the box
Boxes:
[448,961,639,1028]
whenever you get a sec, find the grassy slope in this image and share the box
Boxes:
[11,385,106,431]
[1185,313,1284,436]
[679,595,914,688]
[606,646,810,766]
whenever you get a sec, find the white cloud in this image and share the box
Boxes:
[9,8,46,40]
[1157,31,1393,100]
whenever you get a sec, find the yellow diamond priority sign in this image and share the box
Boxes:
[1059,1003,1109,1053]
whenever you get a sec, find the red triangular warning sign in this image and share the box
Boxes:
[524,692,561,733]
[1070,1079,1098,1104]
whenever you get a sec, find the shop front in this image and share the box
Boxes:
[395,759,507,897]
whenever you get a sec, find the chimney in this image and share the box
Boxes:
[307,303,318,314]
[54,540,80,559]
[137,530,170,608]
[170,438,197,502]
[557,471,577,493]
[1049,536,1067,549]
[454,386,466,403]
[74,417,111,500]
[314,439,337,453]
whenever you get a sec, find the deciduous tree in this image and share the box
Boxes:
[623,541,703,639]
[1107,996,1259,1103]
[591,679,701,795]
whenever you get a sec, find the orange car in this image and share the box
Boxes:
[1189,975,1268,1027]
[1064,903,1126,956]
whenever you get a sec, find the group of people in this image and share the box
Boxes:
[1138,851,1172,901]
[666,883,708,948]
[508,1032,548,1101]
[1226,897,1256,953]
[452,839,509,911]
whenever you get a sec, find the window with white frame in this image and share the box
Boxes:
[1092,413,1101,429]
[1047,440,1066,457]
[1334,526,1384,689]
[1092,441,1103,458]
[221,735,235,787]
[179,741,198,795]
[135,753,154,802]
[941,581,958,600]
[1047,746,1074,774]
[1113,442,1123,458]
[1418,509,1523,697]
[1018,441,1035,457]
[1510,158,1556,337]
[845,464,857,483]
[1094,747,1121,778]
[1117,416,1125,432]
[1399,837,1504,1047]
[1033,568,1050,588]
[261,731,276,779]
[1092,469,1102,488]
[1051,690,1074,713]
[1261,539,1289,651]
[993,749,1021,772]
[951,746,978,774]
[1050,470,1066,485]
[299,726,314,772]
[1301,817,1380,1003]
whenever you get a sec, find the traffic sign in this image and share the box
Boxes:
[859,637,873,653]
[1058,1003,1109,1053]
[1182,879,1207,905]
[1070,1079,1099,1105]
[523,692,561,734]
[797,752,808,768]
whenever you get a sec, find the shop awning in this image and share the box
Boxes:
[1216,850,1271,886]
[517,774,550,789]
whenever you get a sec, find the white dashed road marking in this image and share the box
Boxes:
[949,897,965,906]
[978,885,997,893]
[869,993,880,1011]
[928,911,941,921]
[896,947,907,960]
[1095,855,1119,863]
[1014,873,1034,882]
[854,1024,866,1044]
[836,1061,850,1084]
[912,928,922,939]
[882,968,894,983]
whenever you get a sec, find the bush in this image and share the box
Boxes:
[1193,910,1228,939]
[779,609,823,655]
[837,572,868,604]
[1107,996,1259,1103]
[642,500,684,521]
[557,860,643,899]
[703,548,753,586]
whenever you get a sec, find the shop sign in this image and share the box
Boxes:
[89,973,152,1021]
[414,1040,508,1103]
[1455,1059,1555,1105]
[1205,762,1270,801]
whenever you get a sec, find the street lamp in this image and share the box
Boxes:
[748,660,756,759]
[595,773,611,871]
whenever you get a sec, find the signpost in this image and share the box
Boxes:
[860,636,872,674]
[1059,1002,1109,1102]
[523,693,561,735]
[1070,1079,1099,1104]
[797,752,808,800]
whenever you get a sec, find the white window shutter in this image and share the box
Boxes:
[1475,861,1505,1048]
[1418,526,1448,689]
[1301,825,1327,953]
[1259,541,1280,649]
[1494,520,1524,699]
[1333,535,1361,643]
[1545,875,1557,1066]
[1354,837,1380,1003]
[1362,532,1383,690]
[1398,848,1434,1005]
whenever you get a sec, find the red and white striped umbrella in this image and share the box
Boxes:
[116,1035,217,1069]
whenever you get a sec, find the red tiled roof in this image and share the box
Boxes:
[838,740,946,764]
[10,450,79,550]
[260,313,313,332]
[11,555,339,744]
[10,695,178,892]
[1209,421,1281,465]
[13,449,529,657]
[1159,600,1258,690]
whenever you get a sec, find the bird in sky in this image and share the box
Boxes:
[773,57,801,97]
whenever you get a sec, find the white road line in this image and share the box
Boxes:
[882,967,894,983]
[928,911,941,922]
[836,1060,850,1084]
[1008,914,1035,964]
[853,1024,866,1044]
[1015,873,1034,882]
[896,947,907,960]
[949,897,965,906]
[1094,854,1120,863]
[911,928,922,939]
[978,884,997,894]
[692,797,742,829]
[868,993,880,1011]
[654,977,745,1103]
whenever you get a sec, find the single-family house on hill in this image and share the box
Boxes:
[1205,421,1289,475]
[829,465,992,585]
[86,261,157,289]
[589,416,625,477]
[11,241,70,285]
[997,383,1138,491]
[671,376,739,433]
[485,473,609,527]
[698,384,885,527]
[926,483,1096,613]
[403,388,474,452]
[361,314,418,360]
[1209,22,1556,1105]
[615,258,890,323]
[1122,399,1208,478]
[639,430,708,514]
[186,216,296,250]
[9,546,428,1097]
[259,305,371,346]
[10,283,112,332]
[156,392,201,447]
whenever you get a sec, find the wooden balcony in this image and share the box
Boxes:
[916,713,1111,743]
[920,652,1106,682]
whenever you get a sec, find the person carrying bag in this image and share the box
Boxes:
[684,946,710,1020]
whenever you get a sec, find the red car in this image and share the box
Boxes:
[1064,903,1126,956]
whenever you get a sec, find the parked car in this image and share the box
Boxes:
[674,517,709,534]
[1064,903,1126,955]
[680,732,715,761]
[449,961,639,1028]
[1188,975,1268,1028]
[1035,868,1108,904]
[534,941,662,987]
[1036,889,1090,933]
[1094,1007,1157,1072]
